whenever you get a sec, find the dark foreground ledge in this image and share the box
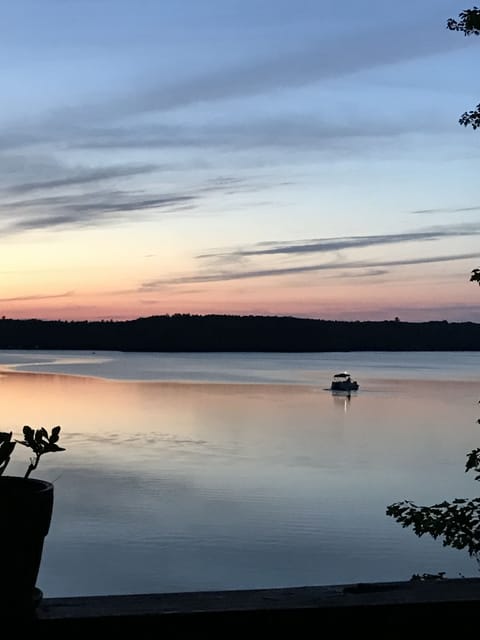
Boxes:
[27,578,480,632]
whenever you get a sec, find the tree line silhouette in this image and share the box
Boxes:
[0,315,478,352]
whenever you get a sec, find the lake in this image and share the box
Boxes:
[1,350,479,597]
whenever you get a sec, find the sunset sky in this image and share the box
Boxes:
[0,0,478,321]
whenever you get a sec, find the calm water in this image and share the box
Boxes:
[1,350,479,597]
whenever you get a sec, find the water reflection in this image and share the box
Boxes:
[0,363,478,596]
[331,390,354,413]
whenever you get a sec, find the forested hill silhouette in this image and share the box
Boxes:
[0,314,479,351]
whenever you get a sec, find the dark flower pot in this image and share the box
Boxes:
[0,476,54,615]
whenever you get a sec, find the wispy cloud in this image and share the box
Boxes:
[6,164,158,194]
[70,116,422,153]
[0,290,74,303]
[52,22,462,127]
[411,205,480,214]
[0,13,466,159]
[0,171,275,234]
[141,252,480,289]
[0,190,198,233]
[199,225,480,260]
[332,269,389,279]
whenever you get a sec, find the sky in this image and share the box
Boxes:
[0,0,478,322]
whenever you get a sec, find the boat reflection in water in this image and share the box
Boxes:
[331,389,354,413]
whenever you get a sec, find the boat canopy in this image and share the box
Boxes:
[333,372,351,378]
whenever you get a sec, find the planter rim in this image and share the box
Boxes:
[0,476,53,492]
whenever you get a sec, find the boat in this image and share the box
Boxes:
[330,372,359,391]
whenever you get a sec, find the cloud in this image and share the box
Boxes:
[143,223,480,289]
[6,164,158,194]
[199,225,480,260]
[57,22,462,125]
[141,252,480,289]
[411,205,480,214]
[0,13,465,158]
[0,290,74,303]
[70,116,420,153]
[332,269,389,279]
[0,190,198,233]
[200,175,271,194]
[0,172,273,234]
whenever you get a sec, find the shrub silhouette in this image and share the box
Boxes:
[0,426,65,479]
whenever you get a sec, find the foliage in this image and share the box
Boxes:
[471,269,480,286]
[410,572,446,582]
[0,431,16,476]
[386,268,480,561]
[386,2,480,553]
[386,454,480,557]
[446,6,480,35]
[0,426,65,479]
[459,105,480,130]
[0,316,479,351]
[447,7,480,130]
[386,43,480,555]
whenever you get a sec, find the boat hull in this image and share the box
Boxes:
[330,381,359,391]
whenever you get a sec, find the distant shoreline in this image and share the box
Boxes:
[0,315,479,352]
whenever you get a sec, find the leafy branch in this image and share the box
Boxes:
[471,269,480,286]
[447,7,480,129]
[0,431,16,476]
[387,500,480,558]
[0,426,65,479]
[446,6,480,35]
[386,264,480,563]
[387,446,480,558]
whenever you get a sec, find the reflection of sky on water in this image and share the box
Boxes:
[1,350,480,383]
[0,352,479,596]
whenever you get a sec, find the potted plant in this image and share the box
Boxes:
[0,425,65,615]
